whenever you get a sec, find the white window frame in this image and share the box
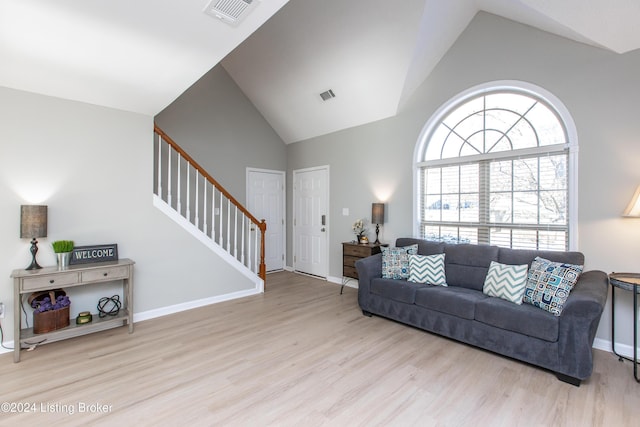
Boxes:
[413,80,579,250]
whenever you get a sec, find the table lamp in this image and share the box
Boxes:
[20,205,48,270]
[372,203,385,244]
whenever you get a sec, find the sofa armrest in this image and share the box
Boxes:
[557,270,609,379]
[562,270,609,317]
[355,253,382,311]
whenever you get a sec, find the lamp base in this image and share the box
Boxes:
[374,224,381,244]
[25,238,42,270]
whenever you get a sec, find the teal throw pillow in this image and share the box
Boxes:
[523,256,583,316]
[408,254,447,286]
[483,261,528,304]
[381,245,418,279]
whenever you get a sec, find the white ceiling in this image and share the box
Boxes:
[2,0,639,144]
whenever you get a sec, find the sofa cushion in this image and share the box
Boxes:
[408,254,447,286]
[381,245,418,279]
[444,244,499,291]
[396,238,445,256]
[414,286,488,320]
[483,261,528,304]
[475,296,559,342]
[370,278,424,304]
[498,247,584,268]
[523,257,584,316]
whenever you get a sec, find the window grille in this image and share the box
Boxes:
[415,87,574,251]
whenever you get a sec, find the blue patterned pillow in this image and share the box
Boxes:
[381,245,418,279]
[408,254,447,286]
[523,256,583,316]
[483,261,528,304]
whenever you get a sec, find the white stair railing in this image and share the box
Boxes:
[153,125,267,282]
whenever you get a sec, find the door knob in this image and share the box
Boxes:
[321,228,326,232]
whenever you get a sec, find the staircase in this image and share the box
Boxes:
[153,125,267,287]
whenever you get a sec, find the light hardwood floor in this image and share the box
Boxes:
[1,271,638,426]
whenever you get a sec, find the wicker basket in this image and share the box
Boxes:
[30,290,71,334]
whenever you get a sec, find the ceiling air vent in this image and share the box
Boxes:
[320,89,336,101]
[203,0,256,26]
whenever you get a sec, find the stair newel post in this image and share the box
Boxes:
[259,219,267,282]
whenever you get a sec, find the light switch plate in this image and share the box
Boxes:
[342,208,349,216]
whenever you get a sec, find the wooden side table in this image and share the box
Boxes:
[609,272,640,382]
[341,242,386,294]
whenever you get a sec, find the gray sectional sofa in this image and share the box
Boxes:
[355,238,609,385]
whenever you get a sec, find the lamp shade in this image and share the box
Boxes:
[372,203,385,224]
[623,186,640,218]
[20,205,48,238]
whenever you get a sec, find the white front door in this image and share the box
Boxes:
[293,166,329,277]
[247,168,285,272]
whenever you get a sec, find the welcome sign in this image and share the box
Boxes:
[70,244,118,265]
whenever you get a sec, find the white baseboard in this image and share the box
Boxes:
[594,337,640,359]
[133,287,262,323]
[0,339,13,355]
[327,275,343,285]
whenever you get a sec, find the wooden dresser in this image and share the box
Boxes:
[342,242,386,280]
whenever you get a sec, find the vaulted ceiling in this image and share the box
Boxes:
[2,0,639,144]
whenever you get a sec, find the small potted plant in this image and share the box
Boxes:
[52,240,74,269]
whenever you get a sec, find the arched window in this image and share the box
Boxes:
[414,81,578,250]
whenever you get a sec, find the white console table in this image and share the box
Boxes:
[11,258,134,362]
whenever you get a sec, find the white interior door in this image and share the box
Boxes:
[247,168,285,272]
[293,166,328,277]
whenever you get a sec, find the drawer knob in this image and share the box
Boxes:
[49,279,55,284]
[103,273,108,277]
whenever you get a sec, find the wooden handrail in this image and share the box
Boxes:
[154,124,267,282]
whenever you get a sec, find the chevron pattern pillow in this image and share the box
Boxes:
[523,256,583,316]
[483,261,529,304]
[408,254,447,286]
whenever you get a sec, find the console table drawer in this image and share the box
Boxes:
[81,266,129,282]
[344,245,374,257]
[344,255,360,268]
[343,266,358,279]
[21,272,79,291]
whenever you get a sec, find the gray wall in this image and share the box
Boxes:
[0,86,256,345]
[155,64,287,202]
[287,12,640,347]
